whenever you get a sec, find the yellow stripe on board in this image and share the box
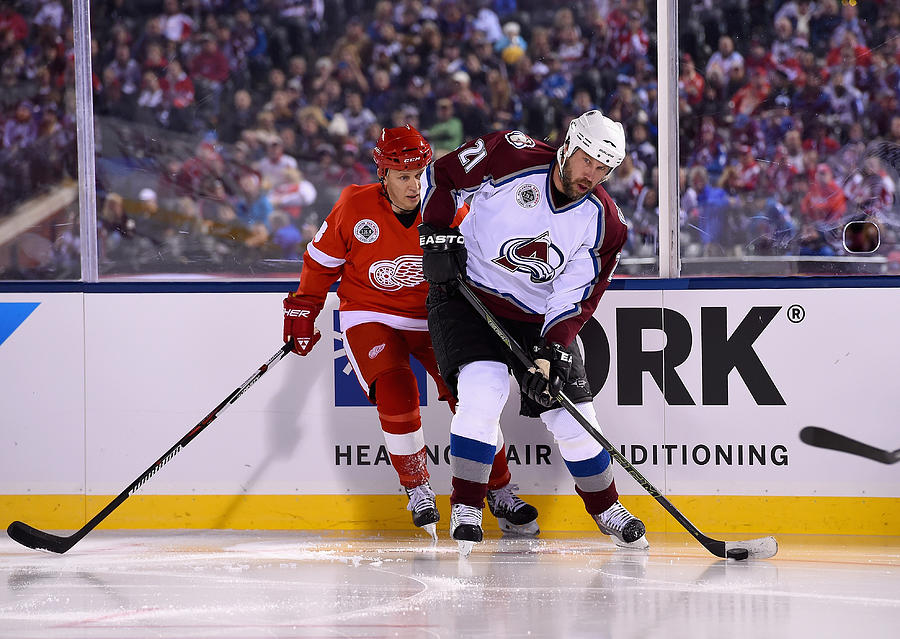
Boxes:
[2,495,898,536]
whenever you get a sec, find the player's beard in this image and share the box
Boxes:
[560,161,594,199]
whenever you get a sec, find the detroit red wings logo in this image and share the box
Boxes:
[492,231,564,283]
[368,255,424,291]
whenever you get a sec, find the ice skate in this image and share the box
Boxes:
[593,500,649,549]
[406,482,439,541]
[450,503,483,556]
[487,484,539,535]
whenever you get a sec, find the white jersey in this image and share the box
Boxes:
[422,130,627,346]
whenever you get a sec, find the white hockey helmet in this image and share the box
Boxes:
[557,110,626,181]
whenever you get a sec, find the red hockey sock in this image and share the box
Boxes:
[487,444,512,491]
[375,367,428,488]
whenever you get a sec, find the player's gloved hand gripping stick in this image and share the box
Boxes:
[283,294,322,355]
[7,343,294,553]
[455,275,778,561]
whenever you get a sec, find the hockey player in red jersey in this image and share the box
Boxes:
[283,125,538,539]
[420,110,649,553]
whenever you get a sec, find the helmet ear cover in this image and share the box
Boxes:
[373,124,433,173]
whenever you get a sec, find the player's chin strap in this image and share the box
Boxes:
[454,274,778,561]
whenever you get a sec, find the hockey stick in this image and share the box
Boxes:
[800,426,900,465]
[455,276,777,560]
[7,342,294,554]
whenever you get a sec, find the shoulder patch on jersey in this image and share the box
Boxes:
[353,219,380,244]
[505,130,536,149]
[515,183,541,209]
[616,203,626,225]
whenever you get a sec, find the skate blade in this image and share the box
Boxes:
[457,540,475,557]
[423,523,438,542]
[498,518,540,536]
[611,534,649,550]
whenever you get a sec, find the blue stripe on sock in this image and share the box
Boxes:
[450,434,497,464]
[563,451,611,477]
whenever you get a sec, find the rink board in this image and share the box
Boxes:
[1,285,899,534]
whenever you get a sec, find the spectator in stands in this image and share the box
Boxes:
[136,71,164,126]
[427,97,464,158]
[331,143,371,187]
[0,2,28,43]
[190,32,229,116]
[688,117,728,181]
[730,67,772,116]
[237,171,272,228]
[99,192,134,245]
[200,178,238,226]
[160,58,195,132]
[801,163,847,226]
[255,138,299,190]
[160,0,193,44]
[219,90,256,144]
[614,10,650,75]
[605,153,644,210]
[269,167,317,223]
[678,53,704,110]
[449,70,489,138]
[685,165,732,256]
[268,209,303,260]
[3,100,37,151]
[106,44,141,98]
[342,89,378,144]
[175,141,226,201]
[494,21,526,58]
[706,36,744,79]
[137,187,159,218]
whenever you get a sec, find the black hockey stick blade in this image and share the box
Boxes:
[7,342,293,554]
[456,276,777,561]
[7,521,79,554]
[800,426,900,464]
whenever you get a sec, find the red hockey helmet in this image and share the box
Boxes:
[373,124,433,177]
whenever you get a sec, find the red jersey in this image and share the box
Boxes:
[295,183,429,332]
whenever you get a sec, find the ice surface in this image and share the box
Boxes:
[1,530,899,638]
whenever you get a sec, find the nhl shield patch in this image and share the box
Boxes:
[353,219,380,243]
[515,183,540,209]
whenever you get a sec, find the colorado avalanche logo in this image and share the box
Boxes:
[491,231,564,283]
[368,255,424,291]
[504,130,536,149]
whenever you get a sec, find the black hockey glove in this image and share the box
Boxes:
[521,341,573,407]
[419,223,467,286]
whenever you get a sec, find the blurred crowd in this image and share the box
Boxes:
[0,0,77,215]
[1,0,899,278]
[675,0,900,262]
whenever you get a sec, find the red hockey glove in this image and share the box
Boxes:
[283,295,321,356]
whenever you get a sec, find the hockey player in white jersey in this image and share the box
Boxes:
[419,110,648,553]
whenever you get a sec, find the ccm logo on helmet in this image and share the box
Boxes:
[284,309,312,317]
[420,235,465,247]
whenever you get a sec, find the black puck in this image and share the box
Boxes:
[726,548,750,560]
